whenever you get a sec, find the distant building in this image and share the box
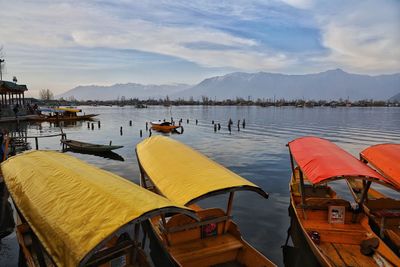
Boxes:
[0,80,28,107]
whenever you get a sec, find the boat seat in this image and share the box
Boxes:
[366,198,400,212]
[163,208,228,245]
[169,233,243,265]
[304,198,351,210]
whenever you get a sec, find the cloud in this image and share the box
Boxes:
[312,1,400,73]
[0,0,398,94]
[0,1,294,71]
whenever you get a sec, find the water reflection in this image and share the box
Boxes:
[282,205,320,267]
[63,148,125,161]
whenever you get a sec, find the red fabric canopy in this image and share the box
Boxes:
[288,137,396,188]
[360,144,400,189]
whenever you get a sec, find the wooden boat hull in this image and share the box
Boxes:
[290,171,400,267]
[33,114,98,122]
[61,139,123,152]
[150,124,182,133]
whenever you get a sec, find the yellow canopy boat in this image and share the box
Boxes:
[136,136,275,267]
[1,150,196,267]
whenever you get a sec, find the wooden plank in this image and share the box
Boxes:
[334,243,377,267]
[169,233,243,263]
[318,243,343,267]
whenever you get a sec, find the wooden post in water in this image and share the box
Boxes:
[35,137,38,150]
[129,120,132,126]
[140,130,142,137]
[228,123,231,134]
[187,119,189,124]
[91,123,94,130]
[242,119,246,129]
[195,119,198,125]
[98,121,101,128]
[149,129,152,137]
[218,123,221,130]
[214,124,217,132]
[145,122,148,131]
[120,126,123,136]
[212,120,214,124]
[87,122,90,129]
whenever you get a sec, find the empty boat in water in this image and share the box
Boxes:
[61,139,123,152]
[136,136,275,267]
[287,136,400,267]
[347,143,400,255]
[1,150,197,267]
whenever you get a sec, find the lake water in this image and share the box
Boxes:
[1,106,399,266]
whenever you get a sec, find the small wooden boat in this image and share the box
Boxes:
[150,121,183,133]
[1,150,197,267]
[347,144,400,255]
[61,139,123,152]
[136,136,276,267]
[287,136,400,267]
[35,107,98,122]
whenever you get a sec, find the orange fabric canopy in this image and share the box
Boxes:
[360,144,400,189]
[288,137,397,189]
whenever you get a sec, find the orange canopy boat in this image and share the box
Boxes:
[288,136,399,266]
[347,144,400,255]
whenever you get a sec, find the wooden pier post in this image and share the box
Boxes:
[35,137,39,150]
[140,130,143,137]
[214,124,217,132]
[129,120,132,126]
[98,121,101,128]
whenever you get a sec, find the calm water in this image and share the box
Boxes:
[1,106,399,266]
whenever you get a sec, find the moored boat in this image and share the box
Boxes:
[35,107,98,122]
[287,136,400,266]
[1,150,197,267]
[61,139,123,152]
[136,136,276,267]
[150,121,183,133]
[347,143,400,254]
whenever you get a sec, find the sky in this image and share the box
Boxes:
[0,0,399,96]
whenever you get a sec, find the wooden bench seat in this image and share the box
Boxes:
[169,233,243,264]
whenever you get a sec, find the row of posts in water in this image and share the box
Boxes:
[86,118,246,137]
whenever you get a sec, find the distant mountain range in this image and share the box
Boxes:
[389,92,400,102]
[58,83,190,101]
[58,69,400,101]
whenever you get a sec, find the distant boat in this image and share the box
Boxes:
[35,107,98,122]
[61,139,123,152]
[150,121,183,133]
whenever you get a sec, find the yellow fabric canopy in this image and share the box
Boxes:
[55,107,81,113]
[1,151,193,267]
[136,136,267,206]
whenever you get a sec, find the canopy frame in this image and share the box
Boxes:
[136,148,267,235]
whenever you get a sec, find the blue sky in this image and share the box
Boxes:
[0,0,399,96]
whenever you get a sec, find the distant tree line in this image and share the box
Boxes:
[35,94,399,108]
